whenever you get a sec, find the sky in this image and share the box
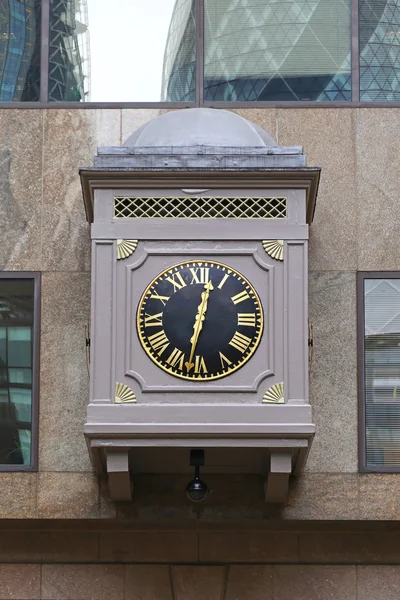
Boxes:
[85,0,177,102]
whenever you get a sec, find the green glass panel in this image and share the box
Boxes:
[8,327,32,368]
[17,429,31,465]
[0,279,34,467]
[202,0,351,102]
[8,368,32,385]
[360,0,400,101]
[9,388,32,423]
[0,0,41,102]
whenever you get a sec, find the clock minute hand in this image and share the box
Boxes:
[185,280,214,372]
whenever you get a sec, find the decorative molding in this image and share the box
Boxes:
[115,382,136,404]
[263,382,284,404]
[114,196,287,220]
[262,240,284,261]
[116,239,138,260]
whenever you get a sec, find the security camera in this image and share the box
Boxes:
[186,449,209,503]
[186,477,209,502]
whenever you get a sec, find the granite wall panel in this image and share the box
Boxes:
[172,566,226,600]
[0,560,398,599]
[41,564,125,600]
[99,530,198,562]
[125,565,173,600]
[0,111,43,271]
[37,473,99,519]
[42,110,120,272]
[39,272,91,472]
[356,109,400,271]
[276,109,357,273]
[0,564,40,599]
[273,565,357,600]
[306,272,358,473]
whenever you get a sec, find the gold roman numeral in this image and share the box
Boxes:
[237,313,256,327]
[231,290,250,305]
[190,267,210,285]
[194,355,208,373]
[166,347,185,369]
[229,331,252,353]
[150,291,170,306]
[148,330,169,355]
[144,312,163,327]
[219,352,232,369]
[218,273,229,289]
[165,271,186,292]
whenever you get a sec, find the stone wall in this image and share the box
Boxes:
[0,564,391,599]
[0,522,400,598]
[0,107,399,519]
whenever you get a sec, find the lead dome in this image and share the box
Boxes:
[123,108,277,148]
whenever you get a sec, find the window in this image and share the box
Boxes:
[358,272,400,472]
[202,0,351,102]
[0,0,41,101]
[2,0,400,106]
[0,273,40,471]
[359,0,400,101]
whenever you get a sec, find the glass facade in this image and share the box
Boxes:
[50,0,195,103]
[360,0,400,101]
[161,0,196,102]
[363,278,400,468]
[202,0,351,102]
[0,0,41,101]
[2,0,400,103]
[0,279,34,466]
[48,0,90,102]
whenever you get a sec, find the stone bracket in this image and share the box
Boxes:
[106,451,133,501]
[264,452,292,504]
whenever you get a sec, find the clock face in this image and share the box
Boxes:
[137,260,263,381]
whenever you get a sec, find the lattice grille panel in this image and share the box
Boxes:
[114,196,287,219]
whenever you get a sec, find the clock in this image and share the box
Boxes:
[137,260,263,381]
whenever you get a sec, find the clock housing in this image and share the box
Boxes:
[81,107,319,503]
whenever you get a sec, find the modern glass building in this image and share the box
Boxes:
[162,0,196,103]
[0,0,40,101]
[0,0,89,102]
[162,0,400,102]
[48,0,90,102]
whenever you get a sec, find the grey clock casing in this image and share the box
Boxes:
[80,110,320,502]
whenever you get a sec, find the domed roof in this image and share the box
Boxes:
[124,108,277,148]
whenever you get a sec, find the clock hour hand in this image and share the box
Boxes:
[185,280,214,372]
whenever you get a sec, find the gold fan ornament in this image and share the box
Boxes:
[262,240,284,261]
[263,383,284,404]
[114,383,136,404]
[117,239,138,260]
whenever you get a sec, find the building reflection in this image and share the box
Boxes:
[0,281,34,466]
[0,0,90,102]
[162,0,400,102]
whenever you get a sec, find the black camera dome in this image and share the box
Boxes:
[186,477,209,503]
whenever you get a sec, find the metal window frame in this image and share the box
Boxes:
[0,272,41,473]
[357,271,400,473]
[1,0,399,109]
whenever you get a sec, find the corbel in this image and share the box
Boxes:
[264,452,292,503]
[106,450,133,501]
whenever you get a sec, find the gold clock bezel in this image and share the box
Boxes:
[136,260,264,381]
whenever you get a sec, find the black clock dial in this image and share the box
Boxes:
[137,261,263,381]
